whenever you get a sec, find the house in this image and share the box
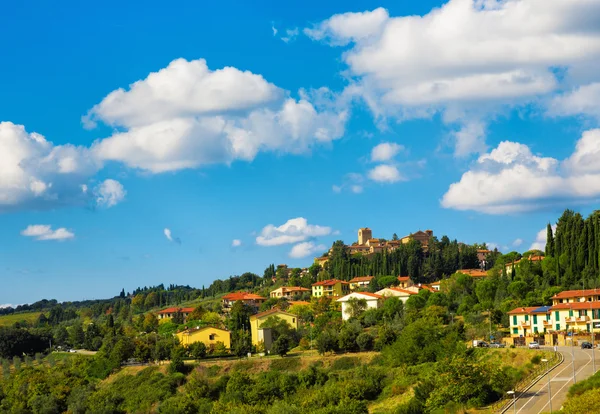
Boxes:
[400,230,433,247]
[312,279,350,298]
[337,292,382,320]
[550,289,600,333]
[156,307,195,321]
[508,306,552,337]
[397,276,414,289]
[314,256,329,267]
[457,269,488,278]
[270,286,310,299]
[221,292,267,311]
[175,326,231,349]
[348,276,374,291]
[427,281,441,291]
[249,308,299,347]
[505,255,545,273]
[376,287,417,303]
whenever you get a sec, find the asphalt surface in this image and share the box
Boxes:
[507,346,598,414]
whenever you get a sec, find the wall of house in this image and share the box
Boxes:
[176,328,231,349]
[509,313,550,337]
[341,299,378,321]
[250,313,298,346]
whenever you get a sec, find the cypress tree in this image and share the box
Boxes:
[546,223,555,257]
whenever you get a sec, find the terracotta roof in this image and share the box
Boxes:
[312,279,349,286]
[457,269,488,277]
[181,326,229,334]
[222,292,267,301]
[384,287,417,295]
[349,276,374,283]
[337,292,382,301]
[157,307,195,314]
[397,276,410,281]
[552,289,600,299]
[507,306,544,315]
[250,308,297,319]
[277,286,310,293]
[477,249,491,253]
[552,302,600,310]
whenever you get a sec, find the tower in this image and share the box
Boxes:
[358,228,372,245]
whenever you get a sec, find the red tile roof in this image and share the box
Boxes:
[157,307,195,314]
[251,307,296,319]
[397,276,410,281]
[222,292,266,301]
[312,279,349,286]
[457,269,488,277]
[349,276,374,283]
[384,287,417,295]
[278,286,310,293]
[338,292,383,301]
[552,289,600,299]
[551,302,600,310]
[507,306,546,315]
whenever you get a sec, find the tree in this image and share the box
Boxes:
[143,313,159,333]
[169,346,186,374]
[188,305,206,322]
[144,292,159,309]
[356,332,374,351]
[171,310,184,325]
[392,233,399,241]
[272,335,290,357]
[232,330,251,357]
[189,342,207,360]
[346,298,368,319]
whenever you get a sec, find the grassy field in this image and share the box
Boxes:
[0,312,40,327]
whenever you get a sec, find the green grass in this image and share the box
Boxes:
[0,312,41,327]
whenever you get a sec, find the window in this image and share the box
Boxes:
[555,311,560,321]
[546,314,551,321]
[533,315,537,324]
[525,315,529,321]
[580,310,588,317]
[513,315,517,326]
[556,323,560,331]
[569,309,574,317]
[292,318,296,323]
[513,328,518,334]
[587,324,591,332]
[534,327,538,333]
[209,334,215,340]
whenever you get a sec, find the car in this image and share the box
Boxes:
[529,342,540,349]
[581,341,593,349]
[490,342,506,348]
[476,341,489,348]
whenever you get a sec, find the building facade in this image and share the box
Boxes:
[175,326,231,349]
[157,307,195,320]
[348,276,374,291]
[221,292,267,311]
[249,308,299,346]
[358,228,373,245]
[269,286,310,299]
[337,292,382,320]
[312,279,350,297]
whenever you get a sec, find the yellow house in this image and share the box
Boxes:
[175,326,231,349]
[312,279,350,298]
[348,276,374,291]
[508,306,552,337]
[249,308,299,346]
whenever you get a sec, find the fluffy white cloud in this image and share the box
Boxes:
[289,241,327,258]
[232,239,242,247]
[549,83,600,120]
[307,1,600,155]
[21,225,74,241]
[530,225,557,251]
[371,142,404,162]
[0,122,110,211]
[94,179,126,208]
[281,28,299,43]
[442,129,600,213]
[256,217,332,246]
[88,58,347,173]
[512,238,523,247]
[368,164,403,183]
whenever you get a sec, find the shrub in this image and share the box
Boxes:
[356,332,374,352]
[530,355,541,365]
[270,357,300,372]
[331,357,360,371]
[272,335,290,357]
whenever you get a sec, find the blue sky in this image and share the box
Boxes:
[2,0,600,305]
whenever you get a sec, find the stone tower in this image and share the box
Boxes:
[358,228,372,245]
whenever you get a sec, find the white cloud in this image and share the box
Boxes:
[549,83,600,120]
[289,241,327,259]
[281,28,299,43]
[442,129,600,213]
[164,228,181,244]
[0,122,109,211]
[272,25,278,36]
[371,142,404,162]
[530,225,557,251]
[333,172,365,194]
[232,239,242,247]
[368,164,403,183]
[307,1,600,155]
[512,238,523,247]
[88,58,347,173]
[21,225,74,241]
[94,179,126,208]
[0,304,14,309]
[256,217,332,246]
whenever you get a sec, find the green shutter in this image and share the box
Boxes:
[525,315,529,321]
[533,315,538,324]
[555,311,559,320]
[513,315,517,325]
[569,309,574,317]
[513,328,518,334]
[556,324,560,331]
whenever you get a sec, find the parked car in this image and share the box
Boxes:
[475,340,489,348]
[490,342,506,348]
[581,341,593,349]
[529,342,540,349]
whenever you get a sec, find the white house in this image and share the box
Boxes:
[376,287,418,303]
[336,292,382,321]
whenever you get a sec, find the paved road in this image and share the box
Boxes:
[507,346,598,414]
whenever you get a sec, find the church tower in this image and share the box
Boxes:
[358,228,372,245]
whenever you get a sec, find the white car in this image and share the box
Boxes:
[528,342,540,349]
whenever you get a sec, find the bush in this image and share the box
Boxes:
[272,335,290,357]
[356,332,374,352]
[270,357,300,372]
[530,355,541,365]
[331,357,360,371]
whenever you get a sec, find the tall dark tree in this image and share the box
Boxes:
[545,223,555,257]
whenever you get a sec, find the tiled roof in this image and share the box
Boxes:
[181,326,229,334]
[337,292,382,302]
[222,292,266,301]
[507,306,543,315]
[397,276,410,281]
[477,249,491,253]
[312,279,349,286]
[552,289,600,299]
[551,302,600,310]
[457,269,488,277]
[384,287,417,295]
[157,307,195,314]
[251,308,296,319]
[279,286,310,292]
[349,276,374,283]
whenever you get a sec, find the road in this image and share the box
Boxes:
[506,346,597,414]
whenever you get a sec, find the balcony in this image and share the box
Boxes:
[543,320,553,326]
[566,316,590,324]
[519,321,531,327]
